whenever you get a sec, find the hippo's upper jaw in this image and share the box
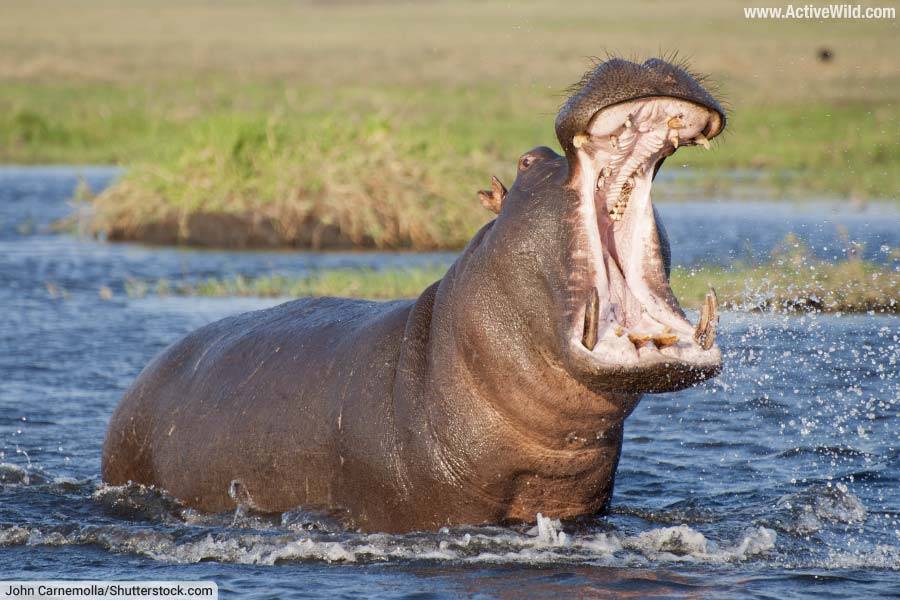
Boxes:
[556,59,726,394]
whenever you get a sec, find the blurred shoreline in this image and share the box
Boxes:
[2,0,897,249]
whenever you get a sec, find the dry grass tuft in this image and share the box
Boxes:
[3,1,898,248]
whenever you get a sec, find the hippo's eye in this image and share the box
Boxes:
[518,154,537,171]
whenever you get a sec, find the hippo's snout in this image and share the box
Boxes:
[556,58,724,168]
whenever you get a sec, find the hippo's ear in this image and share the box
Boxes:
[477,175,507,214]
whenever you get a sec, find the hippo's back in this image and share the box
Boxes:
[101,295,415,512]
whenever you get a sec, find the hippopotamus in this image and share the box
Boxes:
[102,57,726,533]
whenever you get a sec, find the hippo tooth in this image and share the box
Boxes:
[573,133,589,149]
[694,297,710,343]
[667,115,685,129]
[627,332,654,348]
[652,333,679,348]
[581,287,600,351]
[609,135,618,150]
[603,165,613,177]
[669,131,679,149]
[693,287,719,350]
[695,133,711,150]
[704,288,719,349]
[625,117,633,128]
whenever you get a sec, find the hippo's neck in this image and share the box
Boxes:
[391,223,638,525]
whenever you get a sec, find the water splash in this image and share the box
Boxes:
[0,485,782,567]
[770,483,867,535]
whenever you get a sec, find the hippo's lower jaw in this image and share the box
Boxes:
[565,96,723,394]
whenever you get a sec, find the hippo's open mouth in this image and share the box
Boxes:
[567,96,724,393]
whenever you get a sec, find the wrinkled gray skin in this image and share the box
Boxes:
[103,57,726,533]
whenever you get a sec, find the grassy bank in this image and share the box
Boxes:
[673,259,897,314]
[123,255,899,315]
[3,1,899,249]
[124,267,448,302]
[78,96,898,249]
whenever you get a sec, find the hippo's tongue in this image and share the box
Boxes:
[570,96,720,364]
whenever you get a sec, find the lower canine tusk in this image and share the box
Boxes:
[581,287,599,351]
[693,287,719,350]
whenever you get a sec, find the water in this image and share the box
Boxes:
[1,167,898,598]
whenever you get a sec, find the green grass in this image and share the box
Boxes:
[75,92,899,249]
[81,84,551,248]
[124,267,449,301]
[123,253,899,315]
[674,236,899,313]
[3,0,898,249]
[671,260,898,314]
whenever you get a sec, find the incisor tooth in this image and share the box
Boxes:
[695,133,711,150]
[669,131,679,148]
[609,135,618,150]
[652,333,679,348]
[625,117,633,128]
[627,333,654,348]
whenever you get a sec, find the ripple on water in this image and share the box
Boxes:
[1,169,898,597]
[0,493,780,568]
[767,483,867,536]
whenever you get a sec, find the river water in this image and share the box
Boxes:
[0,167,897,598]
